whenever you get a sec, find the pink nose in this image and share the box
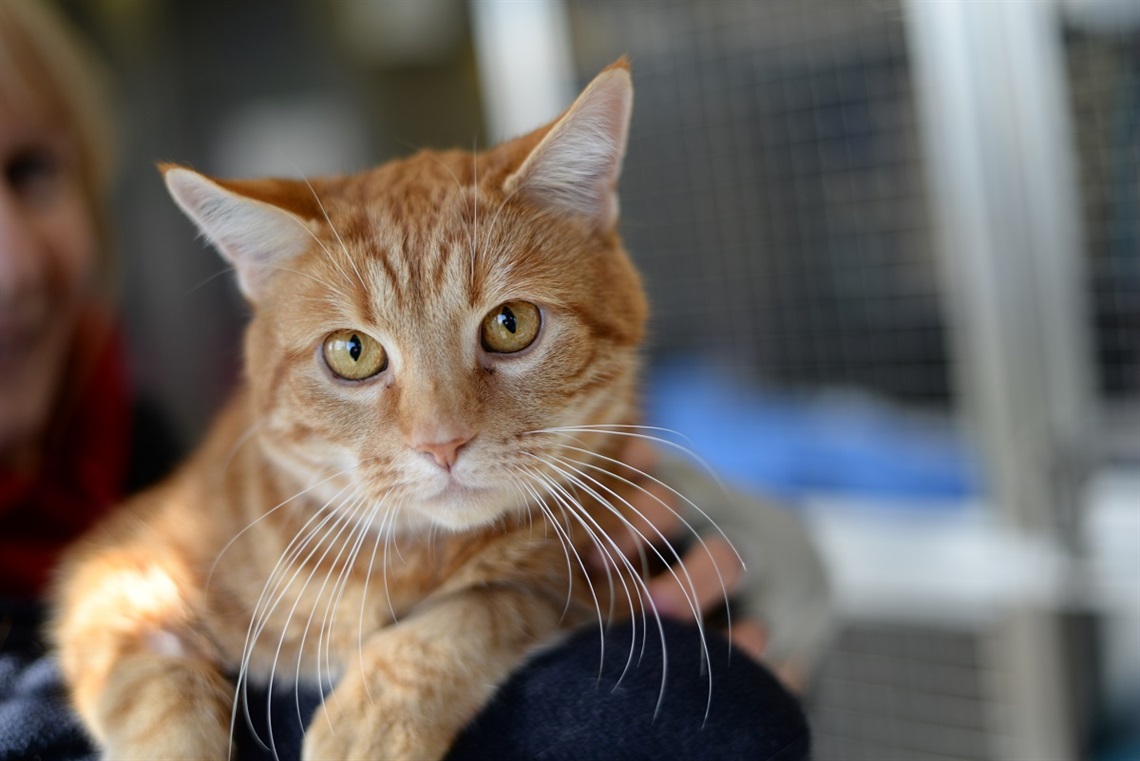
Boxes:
[415,435,472,471]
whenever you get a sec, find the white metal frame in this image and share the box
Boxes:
[906,1,1096,758]
[468,0,576,144]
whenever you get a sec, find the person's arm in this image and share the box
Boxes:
[594,440,833,691]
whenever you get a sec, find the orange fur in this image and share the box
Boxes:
[53,60,662,760]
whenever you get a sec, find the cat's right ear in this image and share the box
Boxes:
[504,58,633,232]
[160,164,317,302]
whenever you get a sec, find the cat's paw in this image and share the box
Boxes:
[101,731,229,761]
[302,715,454,761]
[93,654,232,761]
[301,685,457,761]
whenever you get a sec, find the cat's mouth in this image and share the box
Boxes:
[426,475,492,503]
[409,471,522,530]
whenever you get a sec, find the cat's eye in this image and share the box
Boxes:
[481,301,541,354]
[323,330,387,380]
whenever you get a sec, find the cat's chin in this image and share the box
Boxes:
[409,483,521,532]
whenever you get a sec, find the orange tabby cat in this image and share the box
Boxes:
[52,59,717,760]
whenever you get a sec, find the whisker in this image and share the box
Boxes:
[421,147,465,196]
[320,495,387,698]
[303,493,375,724]
[521,465,639,657]
[229,481,353,754]
[289,163,366,294]
[541,452,719,722]
[517,468,610,677]
[263,260,352,298]
[527,424,732,501]
[556,451,735,642]
[220,421,262,477]
[381,502,407,625]
[475,175,531,285]
[240,482,353,645]
[547,455,713,658]
[328,496,380,625]
[210,464,358,593]
[186,263,240,295]
[357,495,407,704]
[241,492,349,759]
[264,492,366,752]
[503,474,536,540]
[539,437,745,570]
[522,463,668,711]
[470,141,478,287]
[512,471,581,622]
[520,463,619,624]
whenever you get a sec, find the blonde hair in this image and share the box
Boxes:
[0,0,117,274]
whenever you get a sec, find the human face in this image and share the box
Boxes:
[0,88,98,465]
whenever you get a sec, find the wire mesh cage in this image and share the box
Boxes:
[1065,23,1140,462]
[561,1,1140,758]
[570,0,951,405]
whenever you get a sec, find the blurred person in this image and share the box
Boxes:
[0,3,824,759]
[0,1,176,757]
[0,0,180,605]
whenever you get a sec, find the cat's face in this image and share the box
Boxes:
[165,62,645,532]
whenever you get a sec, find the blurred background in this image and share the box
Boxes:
[51,0,1138,758]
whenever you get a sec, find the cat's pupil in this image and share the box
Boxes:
[499,307,517,334]
[348,334,362,362]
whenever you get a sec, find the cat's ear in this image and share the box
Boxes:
[505,58,633,232]
[161,164,319,302]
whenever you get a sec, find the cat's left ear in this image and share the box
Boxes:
[161,164,319,302]
[505,58,633,232]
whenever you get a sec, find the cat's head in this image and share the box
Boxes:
[162,61,647,532]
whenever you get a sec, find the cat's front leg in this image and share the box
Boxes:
[89,649,233,760]
[302,585,562,761]
[53,521,233,759]
[57,606,234,760]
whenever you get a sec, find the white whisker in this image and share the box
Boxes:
[357,495,407,704]
[544,453,717,696]
[539,436,744,571]
[527,424,733,504]
[289,164,366,293]
[521,464,645,678]
[381,502,407,625]
[523,464,672,717]
[475,175,530,278]
[229,481,353,755]
[263,260,352,298]
[264,492,365,752]
[210,464,358,594]
[470,142,478,287]
[536,449,721,722]
[512,471,581,622]
[517,468,611,678]
[556,451,735,643]
[309,494,377,722]
[246,494,349,759]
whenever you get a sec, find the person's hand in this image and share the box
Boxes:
[590,438,803,693]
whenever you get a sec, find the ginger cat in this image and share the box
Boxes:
[52,60,721,760]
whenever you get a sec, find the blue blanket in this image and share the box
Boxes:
[1,607,807,761]
[0,605,95,761]
[645,359,979,504]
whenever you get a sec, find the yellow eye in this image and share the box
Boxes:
[323,330,387,380]
[481,301,541,353]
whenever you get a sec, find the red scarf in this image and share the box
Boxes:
[0,316,132,599]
